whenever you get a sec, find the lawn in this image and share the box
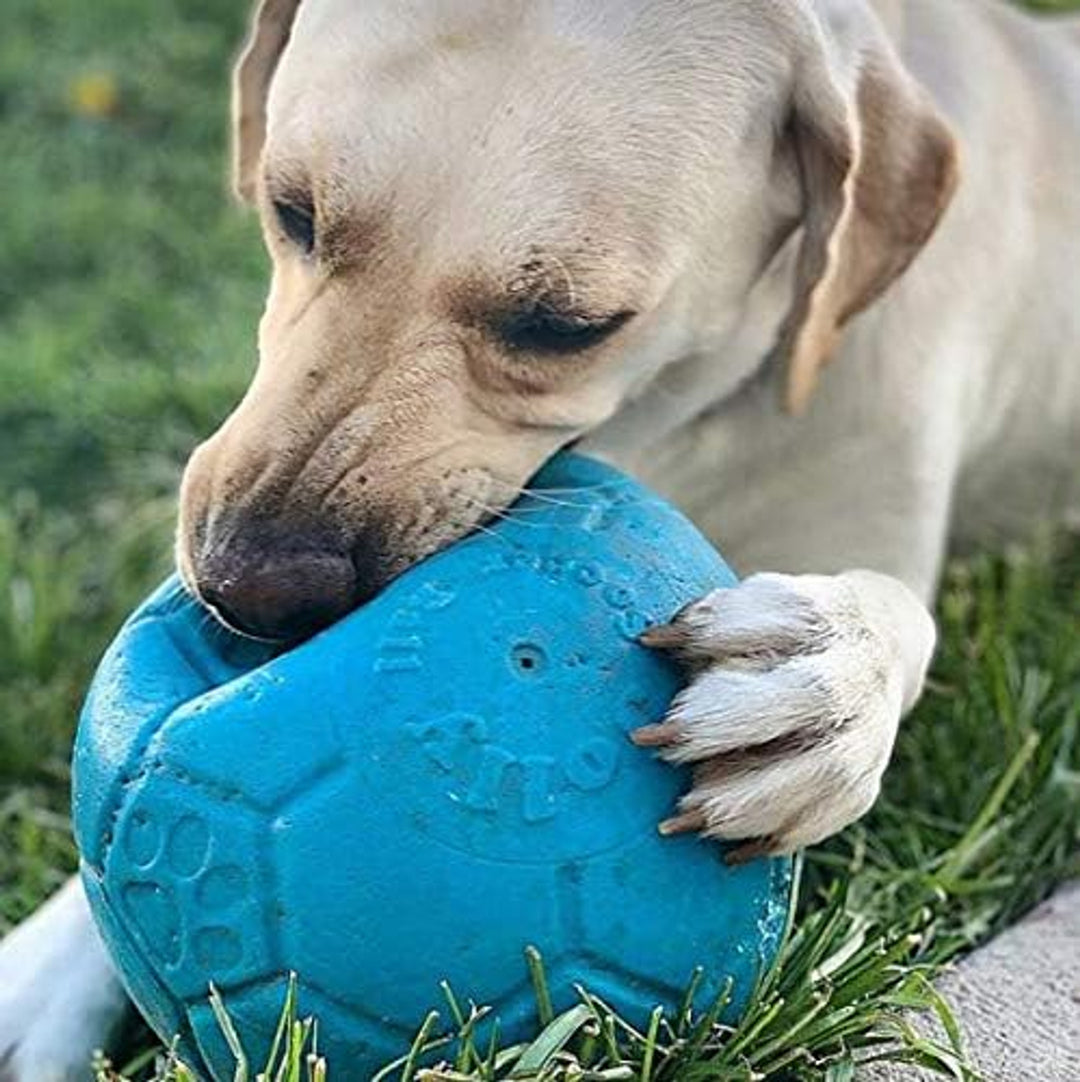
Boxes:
[1,1,1079,1079]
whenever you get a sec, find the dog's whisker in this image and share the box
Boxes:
[486,476,657,513]
[462,498,548,530]
[447,516,508,545]
[461,495,569,531]
[419,513,516,553]
[483,480,594,511]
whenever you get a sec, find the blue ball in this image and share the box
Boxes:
[72,453,792,1081]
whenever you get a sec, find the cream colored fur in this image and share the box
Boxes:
[3,1,1079,1077]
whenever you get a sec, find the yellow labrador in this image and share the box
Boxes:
[3,1,1079,1077]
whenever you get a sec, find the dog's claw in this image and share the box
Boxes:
[630,722,683,748]
[640,623,687,650]
[659,809,708,836]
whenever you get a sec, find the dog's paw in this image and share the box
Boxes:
[633,571,935,861]
[0,878,128,1082]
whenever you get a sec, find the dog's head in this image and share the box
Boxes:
[178,0,958,641]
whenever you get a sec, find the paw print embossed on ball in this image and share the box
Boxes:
[73,453,793,1082]
[107,784,267,998]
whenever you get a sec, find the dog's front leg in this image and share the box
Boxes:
[0,876,127,1082]
[632,567,936,860]
[632,569,936,859]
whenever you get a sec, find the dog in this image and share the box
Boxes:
[2,1,1079,1077]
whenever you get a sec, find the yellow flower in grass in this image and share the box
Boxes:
[69,72,120,119]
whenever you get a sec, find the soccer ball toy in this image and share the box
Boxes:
[73,453,793,1080]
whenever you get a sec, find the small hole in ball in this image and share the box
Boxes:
[510,642,547,677]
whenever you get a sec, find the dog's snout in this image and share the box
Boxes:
[197,529,359,642]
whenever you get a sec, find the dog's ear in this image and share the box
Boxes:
[232,0,303,204]
[776,10,960,414]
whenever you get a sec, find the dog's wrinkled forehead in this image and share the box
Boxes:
[264,0,792,261]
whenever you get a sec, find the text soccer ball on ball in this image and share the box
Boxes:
[73,453,793,1081]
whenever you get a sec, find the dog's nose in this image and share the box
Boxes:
[198,538,358,642]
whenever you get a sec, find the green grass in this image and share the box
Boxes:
[2,1,1079,1080]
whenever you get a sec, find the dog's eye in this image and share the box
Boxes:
[499,305,634,356]
[272,198,316,255]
